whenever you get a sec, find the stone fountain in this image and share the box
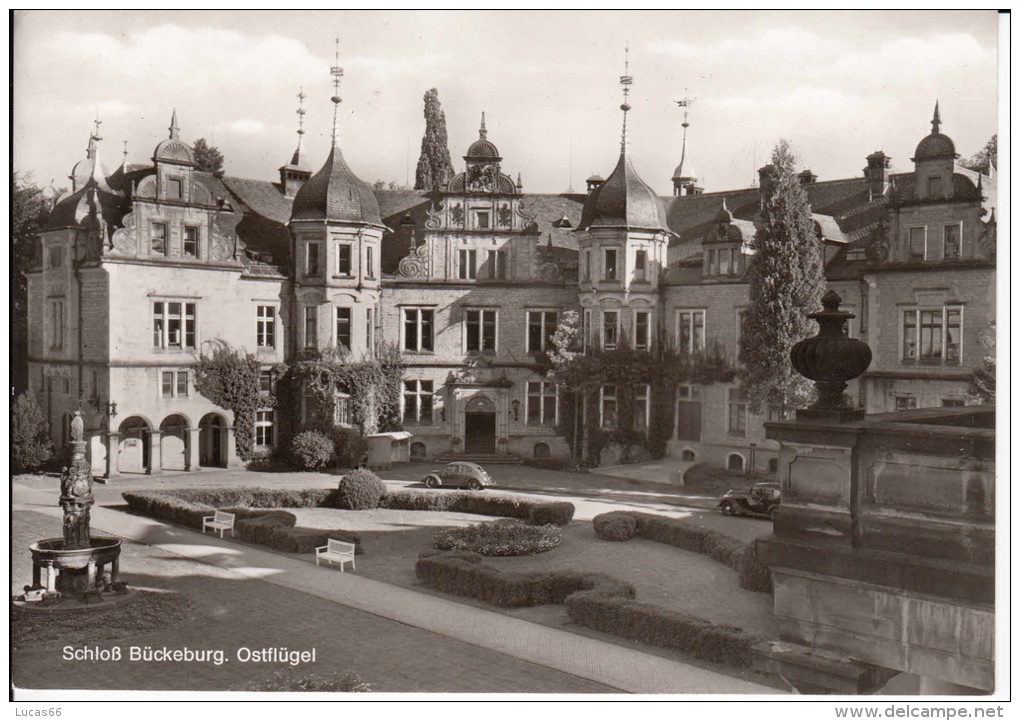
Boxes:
[17,411,127,611]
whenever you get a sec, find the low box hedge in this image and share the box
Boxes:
[382,490,574,526]
[416,551,759,667]
[122,491,361,554]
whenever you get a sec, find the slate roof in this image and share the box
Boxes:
[291,143,382,225]
[578,151,670,233]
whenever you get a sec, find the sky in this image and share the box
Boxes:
[12,10,1001,197]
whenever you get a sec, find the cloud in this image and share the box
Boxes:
[226,119,267,134]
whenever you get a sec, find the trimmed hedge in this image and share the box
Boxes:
[154,487,336,509]
[415,550,634,607]
[382,490,574,526]
[336,469,386,510]
[433,519,561,556]
[589,511,770,593]
[122,492,361,554]
[592,511,637,541]
[415,551,760,667]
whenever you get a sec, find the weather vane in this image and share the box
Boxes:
[330,38,344,143]
[619,43,633,151]
[297,87,307,137]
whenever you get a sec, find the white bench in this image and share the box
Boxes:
[202,510,236,538]
[315,539,356,572]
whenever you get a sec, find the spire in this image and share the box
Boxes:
[619,43,633,153]
[291,87,309,168]
[931,101,941,135]
[87,112,102,159]
[675,89,697,180]
[479,111,487,140]
[330,38,344,147]
[122,140,128,164]
[169,109,180,140]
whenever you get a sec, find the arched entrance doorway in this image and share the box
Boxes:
[199,413,227,468]
[118,416,150,473]
[464,394,496,454]
[160,414,190,471]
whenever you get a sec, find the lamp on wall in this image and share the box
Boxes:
[108,400,118,419]
[511,398,520,422]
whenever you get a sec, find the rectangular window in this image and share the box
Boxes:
[459,249,478,280]
[527,311,558,353]
[909,227,926,260]
[583,309,592,351]
[942,398,965,408]
[903,307,962,363]
[728,388,747,435]
[366,307,374,354]
[153,301,196,350]
[334,394,351,426]
[161,370,188,398]
[466,309,497,353]
[603,311,619,350]
[943,224,961,260]
[151,223,167,255]
[605,249,618,280]
[488,249,506,279]
[928,176,943,197]
[306,242,320,276]
[49,300,65,349]
[183,226,198,258]
[48,246,64,268]
[259,369,274,394]
[366,246,375,279]
[403,380,434,424]
[256,306,276,348]
[677,310,706,353]
[709,248,719,276]
[304,306,317,349]
[737,308,750,348]
[337,244,352,275]
[168,178,183,200]
[335,308,352,350]
[255,410,274,448]
[635,310,650,351]
[895,396,918,411]
[584,250,591,281]
[634,384,650,431]
[527,381,558,426]
[601,385,617,429]
[403,308,434,352]
[634,250,647,281]
[476,211,490,229]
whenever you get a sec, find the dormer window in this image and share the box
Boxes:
[927,176,943,198]
[476,211,490,229]
[168,178,183,201]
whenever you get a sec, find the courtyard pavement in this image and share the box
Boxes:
[12,474,782,696]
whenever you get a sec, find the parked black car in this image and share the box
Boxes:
[718,481,781,520]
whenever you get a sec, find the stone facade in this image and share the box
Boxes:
[23,103,995,476]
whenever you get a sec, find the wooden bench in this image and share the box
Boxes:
[315,539,356,572]
[202,511,236,538]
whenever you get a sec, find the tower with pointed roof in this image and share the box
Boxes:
[671,91,703,196]
[289,40,385,361]
[575,48,671,355]
[279,88,313,199]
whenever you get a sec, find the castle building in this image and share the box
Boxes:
[25,62,995,477]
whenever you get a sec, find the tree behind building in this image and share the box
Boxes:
[414,88,454,191]
[193,138,225,175]
[739,140,825,415]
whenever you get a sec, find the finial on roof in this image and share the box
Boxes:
[169,109,179,140]
[931,100,941,135]
[516,171,523,190]
[675,88,697,181]
[479,111,487,140]
[330,38,344,146]
[619,43,633,153]
[291,87,308,167]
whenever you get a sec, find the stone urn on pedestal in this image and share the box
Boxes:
[790,290,872,421]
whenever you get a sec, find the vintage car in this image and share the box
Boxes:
[421,461,494,491]
[718,481,781,520]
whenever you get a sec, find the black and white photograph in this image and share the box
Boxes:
[10,9,1007,712]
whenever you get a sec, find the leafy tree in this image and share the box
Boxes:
[193,341,265,460]
[960,134,997,174]
[739,140,825,415]
[967,320,995,404]
[12,172,44,396]
[414,88,454,191]
[12,391,53,473]
[193,138,225,175]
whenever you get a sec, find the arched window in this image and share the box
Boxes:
[681,449,696,462]
[410,442,427,461]
[727,454,744,472]
[768,457,779,474]
[533,442,551,459]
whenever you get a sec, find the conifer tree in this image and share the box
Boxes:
[193,138,224,175]
[12,391,53,473]
[739,140,825,415]
[414,88,454,191]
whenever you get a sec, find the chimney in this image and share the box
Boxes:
[864,151,890,198]
[586,174,605,195]
[798,169,818,185]
[757,164,776,200]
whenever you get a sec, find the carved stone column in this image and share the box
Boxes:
[186,427,201,471]
[147,430,163,475]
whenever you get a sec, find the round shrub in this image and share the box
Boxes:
[336,468,386,510]
[592,511,637,542]
[291,430,334,471]
[528,501,576,527]
[434,519,561,556]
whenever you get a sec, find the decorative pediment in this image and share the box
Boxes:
[135,176,157,199]
[398,237,430,279]
[110,211,137,255]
